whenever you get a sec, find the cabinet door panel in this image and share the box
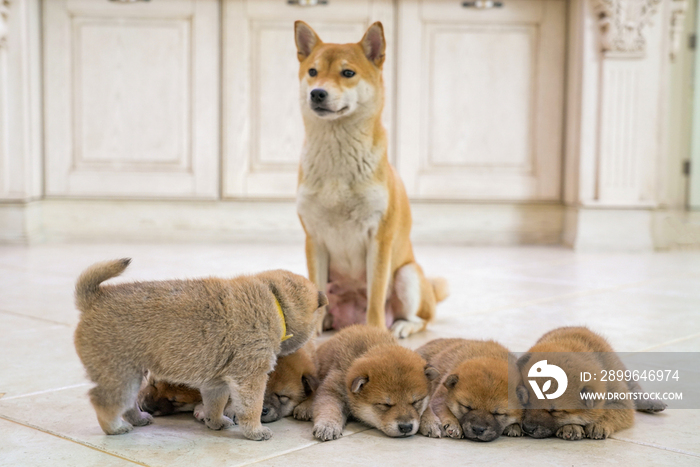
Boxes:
[396,0,565,201]
[223,0,394,198]
[44,0,219,198]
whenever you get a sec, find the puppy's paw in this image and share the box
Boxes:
[313,421,344,441]
[390,320,423,339]
[419,419,442,438]
[585,423,611,440]
[125,411,153,427]
[193,403,205,422]
[244,426,273,441]
[223,406,239,425]
[503,423,523,437]
[103,420,134,435]
[443,421,463,439]
[204,415,234,431]
[556,424,585,441]
[293,400,313,421]
[636,398,667,413]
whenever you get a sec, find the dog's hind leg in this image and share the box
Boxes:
[390,263,430,339]
[89,372,144,435]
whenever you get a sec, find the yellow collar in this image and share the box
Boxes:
[274,296,293,342]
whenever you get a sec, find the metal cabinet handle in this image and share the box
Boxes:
[288,0,328,5]
[462,1,504,8]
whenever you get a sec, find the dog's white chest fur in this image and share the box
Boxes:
[297,123,388,281]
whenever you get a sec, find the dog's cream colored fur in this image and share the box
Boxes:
[74,259,326,441]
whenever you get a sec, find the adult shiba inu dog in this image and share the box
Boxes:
[294,21,449,338]
[417,338,523,442]
[517,327,666,441]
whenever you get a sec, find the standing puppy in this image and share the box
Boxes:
[294,21,449,338]
[417,339,523,442]
[517,327,666,440]
[305,325,437,440]
[74,259,326,441]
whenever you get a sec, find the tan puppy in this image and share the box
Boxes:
[417,339,523,442]
[74,259,326,441]
[294,21,449,338]
[303,325,438,440]
[138,343,319,423]
[517,327,666,441]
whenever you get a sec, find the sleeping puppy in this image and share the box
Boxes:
[417,338,523,442]
[306,325,438,440]
[517,326,666,441]
[74,259,326,441]
[138,342,319,423]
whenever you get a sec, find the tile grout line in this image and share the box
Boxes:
[638,331,700,352]
[0,415,151,466]
[610,436,700,458]
[0,308,72,327]
[1,383,91,401]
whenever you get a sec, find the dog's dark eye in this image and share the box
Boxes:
[342,69,355,78]
[308,68,317,77]
[460,404,472,411]
[492,411,506,417]
[412,397,425,409]
[375,403,393,411]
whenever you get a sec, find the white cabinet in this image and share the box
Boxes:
[395,0,566,201]
[43,0,220,198]
[222,0,394,198]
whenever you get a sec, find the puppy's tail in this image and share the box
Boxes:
[429,277,449,303]
[75,258,131,311]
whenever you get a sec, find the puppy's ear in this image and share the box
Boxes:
[424,365,440,382]
[318,291,328,308]
[444,374,459,390]
[516,353,531,371]
[516,384,530,406]
[302,374,320,397]
[351,376,369,394]
[580,386,597,409]
[295,21,321,62]
[360,22,385,67]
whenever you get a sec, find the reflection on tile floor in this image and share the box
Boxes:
[1,243,699,465]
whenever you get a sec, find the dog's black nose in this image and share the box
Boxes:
[261,407,269,416]
[398,423,413,434]
[472,425,486,436]
[310,89,328,103]
[522,422,536,435]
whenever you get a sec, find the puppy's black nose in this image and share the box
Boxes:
[472,425,486,436]
[310,89,328,103]
[398,423,413,434]
[522,422,536,435]
[261,407,269,416]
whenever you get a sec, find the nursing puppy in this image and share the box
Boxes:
[517,327,666,441]
[74,259,326,441]
[307,325,437,440]
[295,21,449,338]
[138,343,319,423]
[417,339,523,442]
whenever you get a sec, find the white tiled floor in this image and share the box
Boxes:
[1,243,699,466]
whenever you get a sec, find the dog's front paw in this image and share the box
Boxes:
[390,320,422,339]
[443,421,463,439]
[244,425,273,441]
[223,406,239,424]
[556,424,585,441]
[126,411,153,427]
[204,415,234,431]
[503,423,523,437]
[193,403,205,422]
[635,398,667,413]
[585,423,611,440]
[293,400,313,421]
[103,420,134,435]
[313,421,344,441]
[420,419,442,438]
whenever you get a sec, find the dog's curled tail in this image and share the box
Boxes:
[75,258,131,311]
[429,277,450,303]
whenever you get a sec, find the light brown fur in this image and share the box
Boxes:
[294,21,448,338]
[417,339,523,442]
[138,342,319,424]
[74,259,326,441]
[305,325,437,440]
[517,326,666,441]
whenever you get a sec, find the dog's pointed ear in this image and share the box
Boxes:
[516,384,529,406]
[295,21,321,62]
[360,22,385,67]
[424,365,440,382]
[444,374,459,390]
[351,376,368,394]
[580,386,597,409]
[302,374,320,397]
[318,291,328,308]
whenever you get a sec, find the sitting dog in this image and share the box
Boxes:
[138,342,318,424]
[517,326,666,441]
[74,259,326,441]
[294,20,449,338]
[302,325,438,440]
[417,338,523,442]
